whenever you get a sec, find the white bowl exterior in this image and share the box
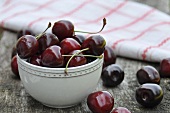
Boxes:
[17,55,103,108]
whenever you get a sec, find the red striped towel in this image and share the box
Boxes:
[0,0,170,62]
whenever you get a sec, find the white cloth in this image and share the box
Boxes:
[0,0,170,62]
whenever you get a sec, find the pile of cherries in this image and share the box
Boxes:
[10,18,170,113]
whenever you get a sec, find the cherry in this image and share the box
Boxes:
[101,64,124,87]
[64,50,87,67]
[17,29,35,39]
[87,91,114,113]
[16,35,39,59]
[52,20,74,41]
[11,55,19,78]
[159,58,170,78]
[135,83,163,108]
[60,38,81,54]
[81,35,106,56]
[28,55,42,66]
[111,107,131,113]
[72,34,86,45]
[136,66,160,85]
[103,46,116,68]
[41,45,64,68]
[37,33,59,54]
[11,46,17,58]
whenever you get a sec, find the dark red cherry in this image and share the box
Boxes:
[37,33,59,53]
[65,50,87,67]
[159,58,170,78]
[52,20,74,41]
[101,64,124,87]
[41,45,64,68]
[103,46,116,68]
[72,34,86,45]
[81,35,106,56]
[135,83,163,108]
[111,107,131,113]
[16,35,39,59]
[17,29,34,39]
[11,55,19,78]
[136,66,160,85]
[28,55,42,66]
[11,46,17,59]
[87,91,114,113]
[60,38,81,54]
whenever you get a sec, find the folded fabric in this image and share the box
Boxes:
[0,0,170,62]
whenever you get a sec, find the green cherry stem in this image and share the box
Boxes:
[62,54,103,59]
[36,22,51,39]
[74,18,106,34]
[64,48,89,75]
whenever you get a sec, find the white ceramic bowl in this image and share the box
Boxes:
[17,55,103,108]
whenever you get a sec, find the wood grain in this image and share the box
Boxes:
[0,0,170,113]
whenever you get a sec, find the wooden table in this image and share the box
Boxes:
[0,0,170,112]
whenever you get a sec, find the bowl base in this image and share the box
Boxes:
[42,102,79,108]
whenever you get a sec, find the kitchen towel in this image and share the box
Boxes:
[0,0,170,62]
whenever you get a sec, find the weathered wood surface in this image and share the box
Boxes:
[0,0,170,113]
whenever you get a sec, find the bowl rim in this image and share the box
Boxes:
[17,54,103,78]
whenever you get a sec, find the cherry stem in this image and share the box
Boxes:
[64,48,89,75]
[36,22,51,39]
[62,54,103,59]
[74,18,106,34]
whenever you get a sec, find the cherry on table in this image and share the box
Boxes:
[111,107,131,113]
[135,83,163,108]
[37,33,59,54]
[41,45,64,68]
[136,65,160,85]
[87,91,114,113]
[11,46,17,59]
[101,64,124,87]
[159,58,170,78]
[60,38,81,54]
[103,46,116,68]
[81,35,106,56]
[16,35,39,59]
[52,20,74,41]
[11,55,19,78]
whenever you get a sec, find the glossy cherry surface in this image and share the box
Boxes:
[16,35,39,59]
[28,55,42,66]
[101,64,124,87]
[81,35,106,56]
[41,45,64,68]
[60,38,81,54]
[72,34,86,45]
[65,50,87,67]
[159,58,170,78]
[135,83,163,108]
[52,20,74,41]
[11,46,17,58]
[17,29,34,39]
[136,66,160,85]
[37,33,59,53]
[103,46,116,68]
[111,107,131,113]
[11,55,19,77]
[87,91,114,113]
